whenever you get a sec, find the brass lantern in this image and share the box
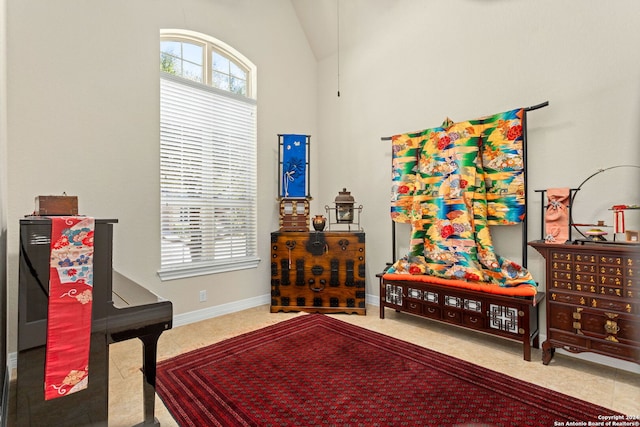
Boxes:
[334,188,355,223]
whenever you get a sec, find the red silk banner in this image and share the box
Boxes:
[44,217,95,400]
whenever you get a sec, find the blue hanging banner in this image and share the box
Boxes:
[281,134,308,198]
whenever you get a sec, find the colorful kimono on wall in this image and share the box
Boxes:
[391,109,526,226]
[388,108,535,289]
[478,109,527,225]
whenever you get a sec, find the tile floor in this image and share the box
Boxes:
[9,304,640,426]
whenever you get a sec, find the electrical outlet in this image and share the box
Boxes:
[199,290,207,302]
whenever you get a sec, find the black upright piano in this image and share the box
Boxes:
[17,217,173,426]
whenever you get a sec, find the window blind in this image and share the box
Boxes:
[159,73,259,280]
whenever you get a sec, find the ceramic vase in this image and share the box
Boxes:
[312,215,326,231]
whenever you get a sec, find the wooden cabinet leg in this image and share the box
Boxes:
[523,338,532,361]
[541,340,555,365]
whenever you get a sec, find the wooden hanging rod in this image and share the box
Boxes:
[525,100,549,111]
[380,101,550,141]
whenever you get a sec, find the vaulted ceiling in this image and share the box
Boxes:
[290,0,404,61]
[290,0,339,60]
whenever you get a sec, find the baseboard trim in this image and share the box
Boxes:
[173,293,271,328]
[0,365,8,427]
[6,357,14,383]
[7,293,381,374]
[8,295,637,375]
[175,292,379,327]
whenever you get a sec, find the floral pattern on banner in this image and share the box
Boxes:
[391,108,526,225]
[479,109,526,225]
[387,108,536,289]
[44,216,95,400]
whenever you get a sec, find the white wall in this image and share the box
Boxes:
[315,0,640,298]
[314,0,640,371]
[5,0,317,352]
[4,0,640,368]
[1,0,9,411]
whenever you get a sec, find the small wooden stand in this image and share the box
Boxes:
[279,198,310,231]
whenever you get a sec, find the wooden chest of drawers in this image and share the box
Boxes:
[379,276,543,361]
[529,241,640,365]
[270,231,366,315]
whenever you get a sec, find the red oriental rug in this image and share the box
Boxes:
[156,314,622,426]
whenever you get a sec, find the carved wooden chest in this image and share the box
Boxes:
[529,241,639,365]
[270,231,366,315]
[379,275,543,361]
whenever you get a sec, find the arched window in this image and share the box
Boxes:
[159,30,258,280]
